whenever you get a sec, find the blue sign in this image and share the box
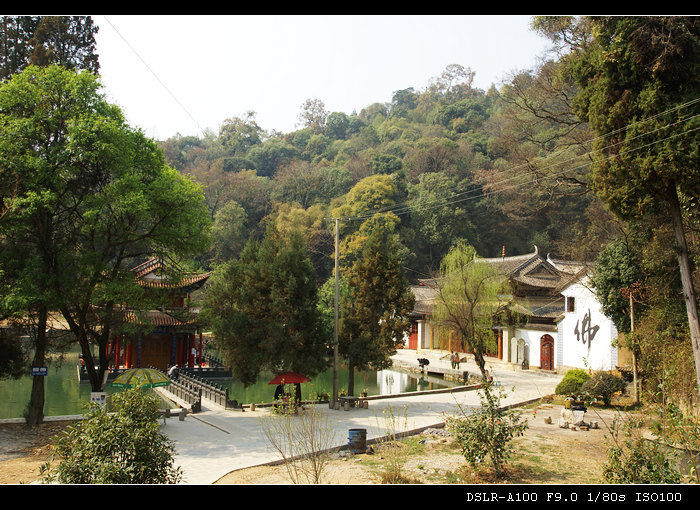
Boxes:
[31,366,48,376]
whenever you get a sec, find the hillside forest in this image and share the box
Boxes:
[158,18,700,406]
[1,16,699,416]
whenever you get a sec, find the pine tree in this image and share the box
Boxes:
[341,226,415,395]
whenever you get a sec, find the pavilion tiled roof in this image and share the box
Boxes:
[130,257,210,290]
[120,309,198,328]
[410,247,584,321]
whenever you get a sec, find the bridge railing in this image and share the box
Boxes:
[177,371,244,411]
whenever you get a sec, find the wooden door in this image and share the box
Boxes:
[540,334,554,371]
[409,322,418,349]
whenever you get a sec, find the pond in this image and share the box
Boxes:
[0,348,458,419]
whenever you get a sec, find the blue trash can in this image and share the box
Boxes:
[348,428,367,453]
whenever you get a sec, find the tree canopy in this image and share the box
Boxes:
[201,225,327,386]
[0,65,211,410]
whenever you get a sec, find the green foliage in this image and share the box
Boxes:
[448,384,528,476]
[602,416,681,484]
[0,327,28,379]
[555,369,590,396]
[581,372,626,406]
[209,200,248,263]
[247,138,299,177]
[432,242,508,377]
[653,403,700,482]
[41,388,182,484]
[591,237,644,333]
[627,288,698,406]
[0,64,212,394]
[340,225,415,378]
[0,15,99,80]
[202,224,327,386]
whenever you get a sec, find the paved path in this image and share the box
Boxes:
[160,349,563,485]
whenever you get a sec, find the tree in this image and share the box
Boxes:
[544,16,700,394]
[592,237,645,334]
[0,16,39,79]
[209,200,248,263]
[298,98,328,134]
[0,66,212,423]
[431,242,509,379]
[27,16,100,73]
[247,137,299,177]
[340,226,415,396]
[407,172,476,271]
[201,225,328,387]
[218,111,264,156]
[325,111,350,139]
[0,15,99,80]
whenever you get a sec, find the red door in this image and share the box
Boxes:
[540,335,554,371]
[409,322,418,349]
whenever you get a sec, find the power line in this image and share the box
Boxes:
[102,16,205,136]
[333,101,700,223]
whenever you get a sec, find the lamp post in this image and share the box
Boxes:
[333,217,339,406]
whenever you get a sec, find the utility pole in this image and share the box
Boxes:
[333,217,339,406]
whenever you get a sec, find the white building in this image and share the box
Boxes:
[408,248,626,374]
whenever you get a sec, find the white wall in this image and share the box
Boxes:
[558,279,618,371]
[511,326,555,368]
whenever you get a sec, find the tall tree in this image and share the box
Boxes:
[541,16,700,394]
[340,226,415,395]
[218,111,264,156]
[0,66,211,421]
[298,98,328,134]
[0,16,40,79]
[431,242,509,379]
[201,225,328,387]
[0,15,99,80]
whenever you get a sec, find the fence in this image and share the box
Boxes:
[148,366,202,413]
[177,370,244,411]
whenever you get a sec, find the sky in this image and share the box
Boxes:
[93,15,553,141]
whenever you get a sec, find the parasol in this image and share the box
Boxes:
[111,367,171,388]
[268,372,311,385]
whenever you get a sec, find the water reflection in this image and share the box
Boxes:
[0,350,456,419]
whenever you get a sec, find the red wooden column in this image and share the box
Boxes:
[188,334,194,368]
[114,335,120,367]
[125,339,132,368]
[198,330,203,366]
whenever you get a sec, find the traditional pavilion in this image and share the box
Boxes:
[107,258,211,372]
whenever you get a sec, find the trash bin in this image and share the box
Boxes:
[348,428,367,453]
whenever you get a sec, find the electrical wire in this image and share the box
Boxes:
[331,99,700,222]
[102,16,205,136]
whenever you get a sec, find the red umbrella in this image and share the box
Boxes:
[268,372,311,385]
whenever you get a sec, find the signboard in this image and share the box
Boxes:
[90,392,107,408]
[31,366,48,376]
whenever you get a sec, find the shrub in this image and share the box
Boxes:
[448,383,528,476]
[41,388,182,484]
[581,372,626,406]
[603,416,681,484]
[555,369,590,396]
